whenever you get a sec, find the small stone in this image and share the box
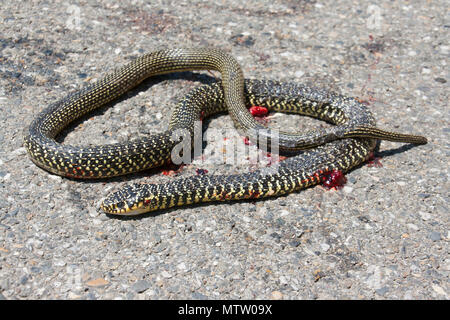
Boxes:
[48,175,62,181]
[279,276,288,285]
[439,45,449,54]
[289,239,302,247]
[343,186,353,193]
[54,259,66,267]
[30,266,40,273]
[192,292,209,300]
[263,212,273,220]
[68,292,82,299]
[177,262,188,272]
[419,211,431,221]
[229,34,255,47]
[429,231,441,241]
[86,292,97,300]
[418,193,431,199]
[279,210,290,217]
[344,279,353,288]
[320,243,330,252]
[431,284,447,297]
[271,291,283,300]
[270,232,281,241]
[86,278,109,287]
[88,207,100,217]
[295,70,305,78]
[375,286,389,296]
[131,280,151,293]
[12,147,26,156]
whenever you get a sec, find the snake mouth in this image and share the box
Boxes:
[100,203,152,216]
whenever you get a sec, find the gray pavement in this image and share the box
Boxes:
[0,0,448,299]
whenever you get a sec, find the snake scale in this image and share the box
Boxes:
[23,48,427,215]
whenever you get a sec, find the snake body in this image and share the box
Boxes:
[23,48,427,215]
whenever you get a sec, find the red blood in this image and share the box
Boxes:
[321,170,347,190]
[249,106,268,116]
[195,168,208,175]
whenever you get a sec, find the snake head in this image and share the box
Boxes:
[100,183,159,215]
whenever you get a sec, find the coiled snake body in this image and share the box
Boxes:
[23,48,427,215]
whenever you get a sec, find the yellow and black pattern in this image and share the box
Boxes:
[22,48,427,215]
[99,80,384,215]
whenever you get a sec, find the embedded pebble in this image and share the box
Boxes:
[429,232,441,241]
[86,278,109,288]
[131,280,151,293]
[419,211,431,221]
[375,287,389,296]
